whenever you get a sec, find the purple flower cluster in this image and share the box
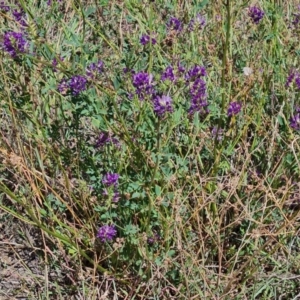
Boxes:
[0,1,9,12]
[147,232,161,245]
[248,6,265,24]
[57,78,69,95]
[58,75,87,96]
[102,173,119,187]
[86,60,104,79]
[185,65,208,114]
[132,71,155,100]
[290,113,300,130]
[188,14,206,31]
[285,70,300,89]
[102,172,121,203]
[95,132,119,148]
[97,224,117,242]
[69,75,87,95]
[131,69,174,117]
[167,17,183,31]
[12,7,27,27]
[185,65,207,81]
[227,102,242,117]
[161,66,176,82]
[161,63,185,82]
[140,34,156,46]
[2,31,27,58]
[153,95,173,116]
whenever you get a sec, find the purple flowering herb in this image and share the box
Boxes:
[140,34,156,46]
[147,232,161,245]
[2,31,27,58]
[95,132,111,148]
[12,8,27,27]
[185,65,207,82]
[290,113,300,130]
[227,102,242,117]
[86,60,104,79]
[102,173,119,187]
[188,78,208,114]
[286,70,296,88]
[132,71,155,100]
[167,17,183,31]
[248,6,265,24]
[153,95,173,117]
[161,66,176,82]
[140,34,150,45]
[58,78,69,95]
[69,75,87,96]
[97,225,117,242]
[295,75,300,90]
[185,65,208,115]
[188,14,206,31]
[0,1,9,12]
[95,132,119,148]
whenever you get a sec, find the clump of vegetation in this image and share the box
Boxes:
[1,0,300,299]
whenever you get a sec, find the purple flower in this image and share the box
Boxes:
[248,6,264,24]
[285,70,300,89]
[295,75,300,90]
[185,66,208,114]
[161,66,175,82]
[185,65,207,82]
[147,232,161,245]
[140,34,156,46]
[0,1,9,12]
[290,113,300,130]
[86,60,104,79]
[12,8,27,27]
[188,14,206,31]
[95,132,119,148]
[102,173,119,187]
[2,31,27,58]
[153,95,173,117]
[95,132,111,148]
[188,78,208,114]
[286,70,296,88]
[69,75,87,95]
[58,78,69,94]
[140,34,150,45]
[167,17,183,31]
[97,225,117,242]
[227,102,242,116]
[132,71,155,100]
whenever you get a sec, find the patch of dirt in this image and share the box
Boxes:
[0,211,47,299]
